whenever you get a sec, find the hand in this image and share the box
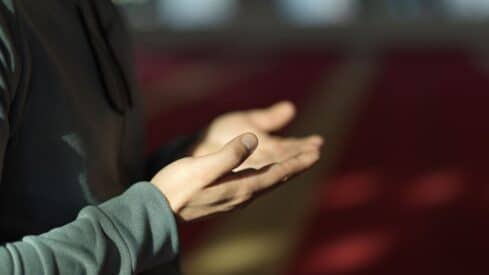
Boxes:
[191,101,323,170]
[151,133,320,222]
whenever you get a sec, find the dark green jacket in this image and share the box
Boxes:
[0,0,185,274]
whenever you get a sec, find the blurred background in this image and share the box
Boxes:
[118,1,489,274]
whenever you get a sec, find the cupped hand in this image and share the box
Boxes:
[191,101,324,170]
[151,133,320,222]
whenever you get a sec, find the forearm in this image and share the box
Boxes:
[0,182,179,275]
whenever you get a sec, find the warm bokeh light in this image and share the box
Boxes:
[322,170,382,210]
[401,170,465,209]
[304,230,395,273]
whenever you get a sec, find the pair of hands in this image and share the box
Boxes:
[151,102,323,222]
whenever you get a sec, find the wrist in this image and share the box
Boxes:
[150,174,189,219]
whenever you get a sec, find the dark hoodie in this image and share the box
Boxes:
[0,0,185,274]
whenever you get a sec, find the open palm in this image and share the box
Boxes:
[192,101,323,170]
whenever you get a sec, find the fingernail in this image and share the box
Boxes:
[241,134,258,151]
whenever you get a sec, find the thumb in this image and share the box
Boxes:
[248,101,296,131]
[198,133,258,184]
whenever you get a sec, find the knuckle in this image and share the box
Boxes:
[241,193,253,202]
[250,175,264,190]
[273,163,287,177]
[239,189,254,202]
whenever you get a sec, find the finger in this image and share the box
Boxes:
[247,101,296,132]
[197,133,259,184]
[277,144,317,162]
[269,136,324,159]
[210,150,320,197]
[254,150,320,190]
[236,137,321,169]
[307,135,324,146]
[286,139,323,153]
[275,135,324,148]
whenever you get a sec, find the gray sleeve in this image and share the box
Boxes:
[0,182,180,275]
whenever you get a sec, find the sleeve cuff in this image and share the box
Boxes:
[97,182,180,273]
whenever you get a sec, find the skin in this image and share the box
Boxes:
[192,101,323,169]
[151,101,323,222]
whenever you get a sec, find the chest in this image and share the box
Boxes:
[4,0,145,205]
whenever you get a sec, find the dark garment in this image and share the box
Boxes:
[0,0,147,240]
[0,0,188,273]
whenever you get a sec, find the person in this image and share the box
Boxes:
[0,0,323,274]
